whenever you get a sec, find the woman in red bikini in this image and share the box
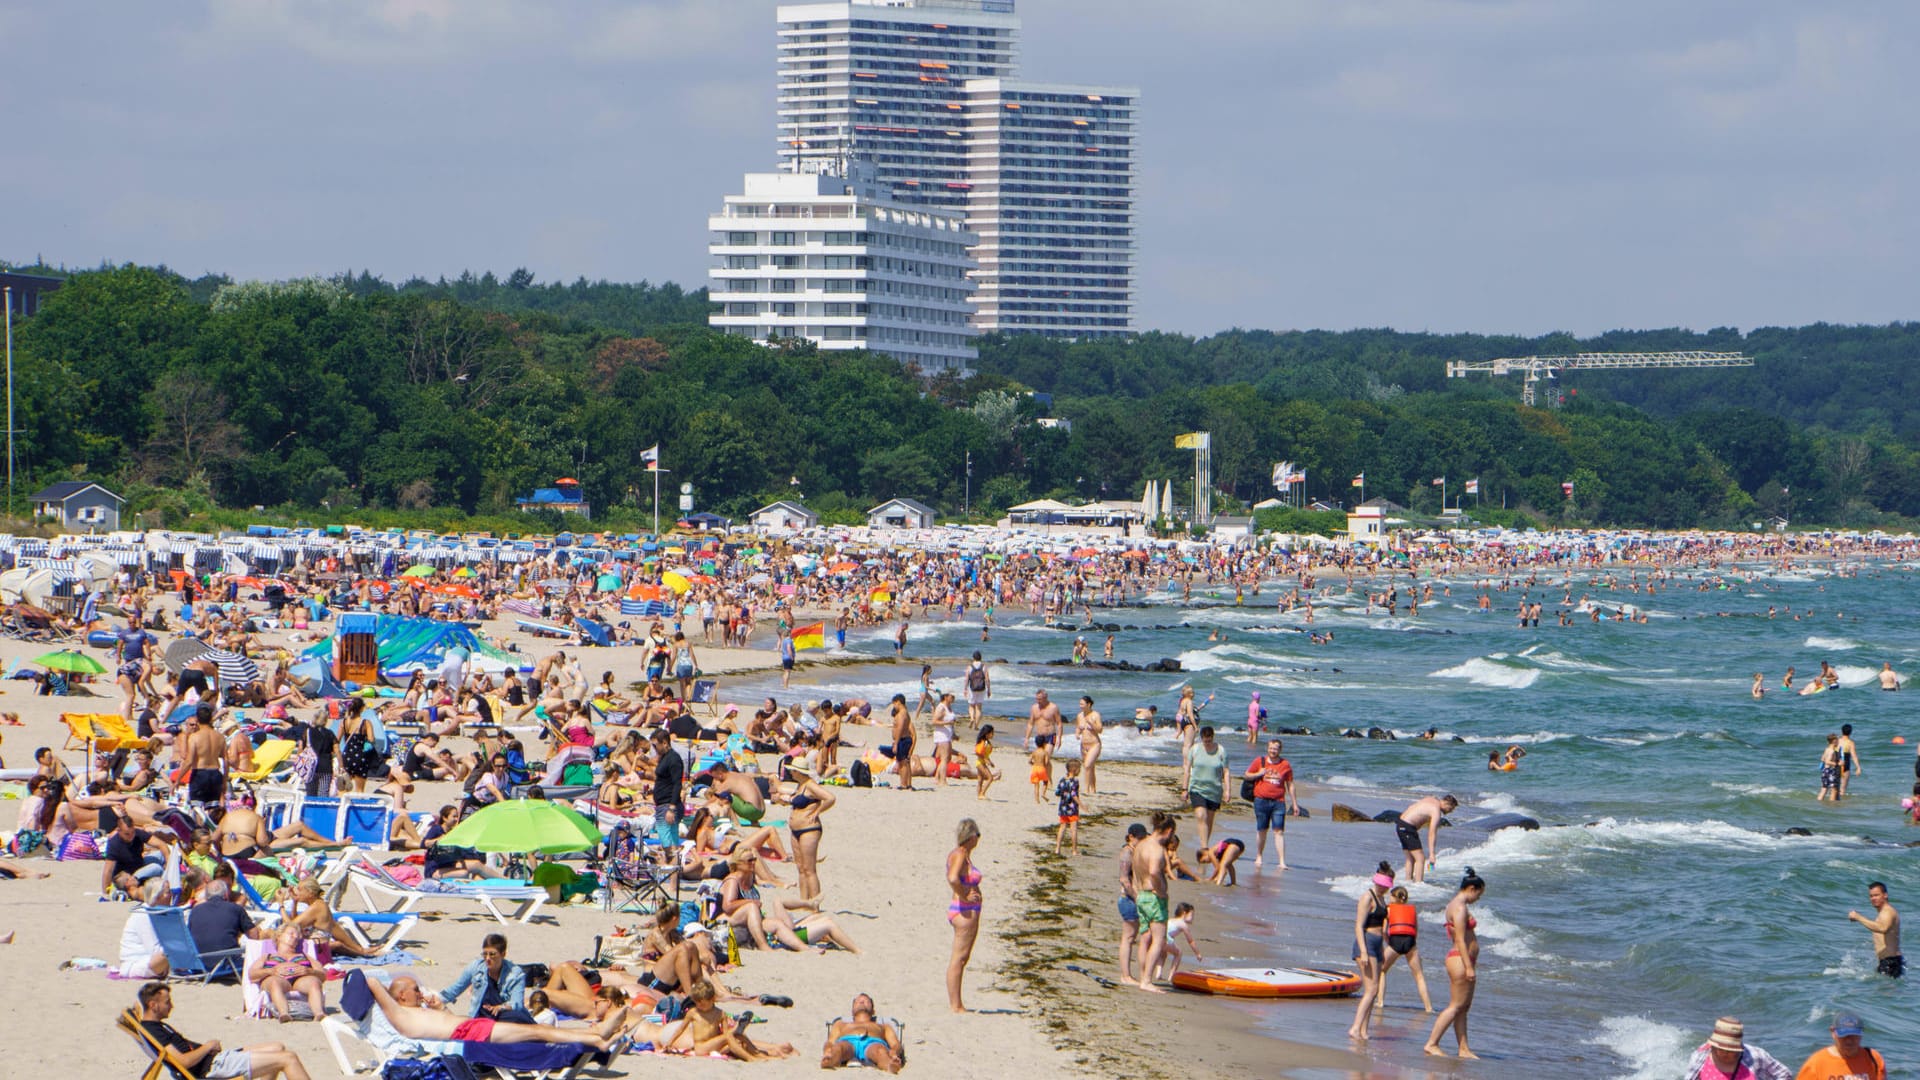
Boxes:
[946,818,983,1013]
[1423,866,1486,1060]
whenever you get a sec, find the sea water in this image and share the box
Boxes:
[737,562,1920,1075]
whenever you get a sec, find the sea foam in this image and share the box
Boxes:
[1428,657,1541,689]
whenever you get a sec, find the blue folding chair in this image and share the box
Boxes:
[145,905,243,982]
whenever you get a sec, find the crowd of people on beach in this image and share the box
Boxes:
[3,525,1918,1076]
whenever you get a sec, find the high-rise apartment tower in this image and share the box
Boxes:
[772,0,1136,341]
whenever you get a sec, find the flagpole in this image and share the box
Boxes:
[652,466,660,536]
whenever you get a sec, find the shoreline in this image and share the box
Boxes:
[995,761,1376,1078]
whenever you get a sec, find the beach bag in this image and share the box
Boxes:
[56,831,102,861]
[561,761,594,786]
[966,664,987,692]
[849,759,872,788]
[8,829,45,856]
[1240,777,1257,801]
[291,729,320,791]
[382,1057,479,1080]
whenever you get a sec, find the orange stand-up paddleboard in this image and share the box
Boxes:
[1171,967,1361,999]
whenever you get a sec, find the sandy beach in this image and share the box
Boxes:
[0,609,1129,1078]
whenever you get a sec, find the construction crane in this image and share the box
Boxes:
[1446,351,1753,407]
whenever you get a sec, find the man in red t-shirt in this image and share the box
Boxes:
[1795,1013,1885,1080]
[1242,738,1298,868]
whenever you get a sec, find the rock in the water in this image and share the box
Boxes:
[1371,810,1401,823]
[1367,727,1395,741]
[1331,803,1376,823]
[1783,827,1813,837]
[1474,813,1540,832]
[1342,729,1364,739]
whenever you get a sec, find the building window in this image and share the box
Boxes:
[727,231,755,245]
[771,279,797,293]
[825,303,853,317]
[824,256,854,269]
[725,255,757,269]
[773,303,797,317]
[726,302,757,316]
[770,231,797,246]
[826,231,855,246]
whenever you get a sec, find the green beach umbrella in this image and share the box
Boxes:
[437,800,603,854]
[401,564,436,578]
[35,649,107,675]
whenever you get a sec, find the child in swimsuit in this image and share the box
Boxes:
[974,726,998,800]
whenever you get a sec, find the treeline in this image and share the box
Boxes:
[9,262,1920,530]
[975,324,1920,439]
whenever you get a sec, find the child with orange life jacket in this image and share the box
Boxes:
[1377,886,1435,1013]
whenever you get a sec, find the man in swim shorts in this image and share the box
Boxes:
[1116,823,1147,983]
[1395,794,1457,884]
[820,994,903,1072]
[1026,690,1062,775]
[370,975,626,1050]
[1131,812,1176,992]
[1847,881,1902,979]
[700,760,766,824]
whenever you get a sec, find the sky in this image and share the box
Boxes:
[5,0,1917,337]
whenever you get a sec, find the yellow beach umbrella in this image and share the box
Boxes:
[662,570,692,595]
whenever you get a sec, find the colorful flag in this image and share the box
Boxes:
[641,445,660,468]
[1432,477,1446,487]
[1465,479,1480,495]
[1272,461,1293,490]
[1562,481,1575,498]
[1351,473,1365,488]
[1286,470,1306,484]
[1174,432,1210,450]
[791,622,826,650]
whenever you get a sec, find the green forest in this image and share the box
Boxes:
[7,260,1920,532]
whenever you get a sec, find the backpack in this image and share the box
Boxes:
[849,759,872,788]
[966,664,987,692]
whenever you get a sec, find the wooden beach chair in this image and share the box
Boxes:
[117,1007,197,1080]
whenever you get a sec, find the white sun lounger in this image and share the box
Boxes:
[341,859,548,926]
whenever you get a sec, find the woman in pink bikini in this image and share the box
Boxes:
[946,818,983,1013]
[1424,866,1486,1060]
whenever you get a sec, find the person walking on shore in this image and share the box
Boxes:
[1846,881,1902,978]
[1682,1017,1791,1080]
[1116,823,1147,984]
[1423,866,1486,1059]
[1395,794,1456,884]
[1346,861,1395,1041]
[1026,690,1061,779]
[964,652,990,726]
[1376,885,1435,1013]
[1243,738,1297,868]
[1794,1013,1884,1080]
[1132,811,1175,993]
[946,819,984,1013]
[1075,696,1103,797]
[1185,727,1229,856]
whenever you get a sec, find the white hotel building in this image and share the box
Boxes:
[707,170,979,373]
[709,0,1135,360]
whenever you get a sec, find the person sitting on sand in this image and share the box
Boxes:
[664,978,795,1061]
[136,982,314,1080]
[820,993,903,1072]
[367,975,627,1050]
[249,925,328,1022]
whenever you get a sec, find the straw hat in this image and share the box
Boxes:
[1708,1018,1745,1053]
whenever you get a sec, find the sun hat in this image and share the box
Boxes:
[684,922,710,937]
[1708,1017,1745,1052]
[1832,1013,1864,1038]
